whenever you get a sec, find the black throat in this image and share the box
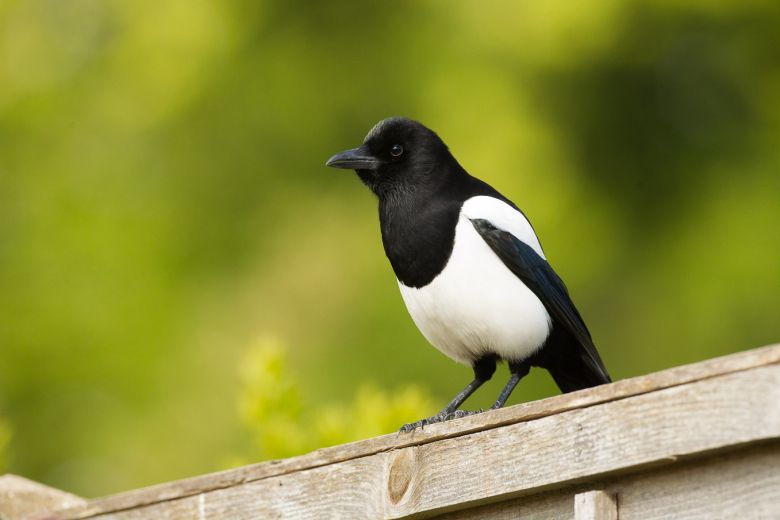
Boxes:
[377,161,511,288]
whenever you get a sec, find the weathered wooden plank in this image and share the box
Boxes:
[574,490,616,520]
[434,488,572,520]
[48,343,780,520]
[76,496,201,520]
[434,442,780,520]
[57,361,780,519]
[610,443,780,520]
[193,365,780,519]
[0,475,85,520]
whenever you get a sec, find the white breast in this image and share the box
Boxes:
[398,196,552,365]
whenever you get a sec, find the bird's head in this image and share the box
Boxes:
[326,117,454,198]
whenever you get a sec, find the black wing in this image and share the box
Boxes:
[470,218,611,389]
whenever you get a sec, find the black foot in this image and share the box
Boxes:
[399,409,483,433]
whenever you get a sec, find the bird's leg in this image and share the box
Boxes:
[399,379,485,432]
[489,361,530,410]
[437,378,485,415]
[400,356,496,432]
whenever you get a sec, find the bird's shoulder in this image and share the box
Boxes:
[458,191,545,259]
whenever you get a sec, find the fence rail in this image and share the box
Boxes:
[3,343,780,519]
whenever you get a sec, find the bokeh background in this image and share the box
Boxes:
[1,0,779,497]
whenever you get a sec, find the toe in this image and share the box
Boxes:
[399,413,450,433]
[399,418,427,433]
[445,409,484,420]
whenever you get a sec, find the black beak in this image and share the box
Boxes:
[325,146,382,171]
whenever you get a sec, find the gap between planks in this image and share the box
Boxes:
[49,343,780,519]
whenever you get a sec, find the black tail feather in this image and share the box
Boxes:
[531,326,611,393]
[548,359,611,393]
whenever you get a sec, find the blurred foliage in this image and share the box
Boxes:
[231,338,432,464]
[0,420,10,472]
[1,0,779,497]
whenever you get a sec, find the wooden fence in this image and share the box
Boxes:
[2,343,779,519]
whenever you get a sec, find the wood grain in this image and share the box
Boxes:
[0,475,85,520]
[574,491,617,520]
[46,344,780,520]
[43,352,780,520]
[433,442,780,519]
[611,443,780,520]
[435,488,572,520]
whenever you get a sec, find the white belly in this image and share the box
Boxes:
[398,214,552,366]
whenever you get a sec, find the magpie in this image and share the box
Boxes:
[326,117,611,431]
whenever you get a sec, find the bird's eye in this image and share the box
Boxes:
[390,144,404,157]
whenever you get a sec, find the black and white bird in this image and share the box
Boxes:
[326,117,610,431]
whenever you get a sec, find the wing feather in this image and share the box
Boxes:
[470,218,611,385]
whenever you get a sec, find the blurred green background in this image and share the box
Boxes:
[1,0,779,498]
